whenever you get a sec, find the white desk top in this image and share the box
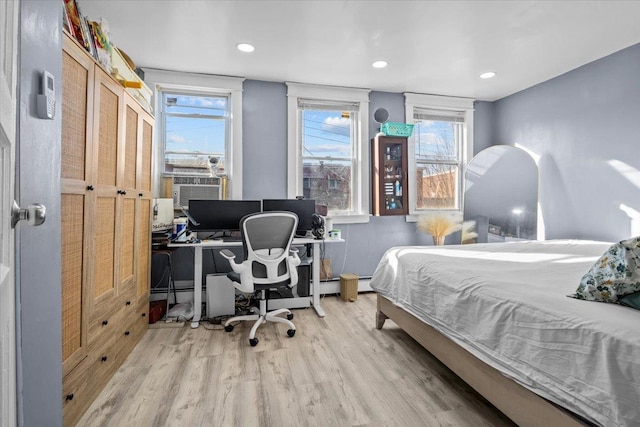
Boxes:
[168,237,344,248]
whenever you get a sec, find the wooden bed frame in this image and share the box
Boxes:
[375,294,590,427]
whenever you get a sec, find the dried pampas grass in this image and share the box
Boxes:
[417,212,462,245]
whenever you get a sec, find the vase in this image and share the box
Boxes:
[433,235,445,246]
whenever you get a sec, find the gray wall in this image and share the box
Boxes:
[17,1,63,425]
[242,80,288,200]
[473,101,495,155]
[492,42,640,241]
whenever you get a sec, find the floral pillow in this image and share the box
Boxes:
[569,236,640,303]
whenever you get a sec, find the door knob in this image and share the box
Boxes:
[11,201,46,228]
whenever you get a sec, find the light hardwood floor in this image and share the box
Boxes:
[77,293,516,427]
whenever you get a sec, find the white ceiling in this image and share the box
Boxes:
[80,1,640,101]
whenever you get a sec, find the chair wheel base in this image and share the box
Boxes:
[249,338,259,346]
[287,329,296,337]
[287,313,294,320]
[225,324,234,332]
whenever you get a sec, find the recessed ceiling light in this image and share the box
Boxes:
[372,60,388,69]
[480,71,496,79]
[237,43,255,53]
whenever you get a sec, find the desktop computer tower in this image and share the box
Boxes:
[206,274,236,318]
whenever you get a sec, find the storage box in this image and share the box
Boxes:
[340,273,358,302]
[110,47,153,113]
[380,122,415,137]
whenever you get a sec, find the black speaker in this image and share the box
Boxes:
[311,214,325,239]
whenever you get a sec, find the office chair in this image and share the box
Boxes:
[220,211,301,346]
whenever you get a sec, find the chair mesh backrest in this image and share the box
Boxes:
[240,211,298,283]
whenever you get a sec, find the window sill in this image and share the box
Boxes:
[327,214,371,225]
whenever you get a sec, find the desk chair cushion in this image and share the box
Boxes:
[226,271,291,290]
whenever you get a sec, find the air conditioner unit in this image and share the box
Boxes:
[172,176,222,208]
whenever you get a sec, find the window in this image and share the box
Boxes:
[161,92,228,176]
[405,93,474,215]
[287,83,370,223]
[143,69,244,199]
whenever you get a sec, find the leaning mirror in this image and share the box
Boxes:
[463,145,538,243]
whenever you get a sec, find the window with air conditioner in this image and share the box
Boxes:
[144,69,244,199]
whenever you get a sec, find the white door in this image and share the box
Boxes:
[0,0,20,426]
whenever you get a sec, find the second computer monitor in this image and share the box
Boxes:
[262,199,316,236]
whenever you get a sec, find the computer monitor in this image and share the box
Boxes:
[262,199,316,236]
[188,199,261,234]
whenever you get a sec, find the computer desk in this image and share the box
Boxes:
[168,237,344,328]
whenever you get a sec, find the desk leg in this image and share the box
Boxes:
[311,241,325,317]
[191,246,202,328]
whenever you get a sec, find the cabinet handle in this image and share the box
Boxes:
[86,185,94,191]
[121,190,127,195]
[124,331,130,336]
[126,300,131,306]
[66,393,74,401]
[102,320,108,326]
[138,193,143,197]
[141,313,146,318]
[101,356,108,362]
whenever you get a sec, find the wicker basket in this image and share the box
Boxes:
[380,122,415,137]
[340,273,359,302]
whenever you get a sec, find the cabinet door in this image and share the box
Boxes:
[117,101,140,299]
[372,136,408,216]
[136,197,151,302]
[121,98,153,305]
[61,36,94,376]
[136,106,154,303]
[90,67,123,315]
[119,194,136,296]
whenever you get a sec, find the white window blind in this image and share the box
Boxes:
[298,99,360,111]
[414,108,465,123]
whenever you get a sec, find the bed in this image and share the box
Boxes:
[371,240,640,427]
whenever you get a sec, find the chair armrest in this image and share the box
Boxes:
[219,249,254,292]
[220,249,236,260]
[287,249,301,287]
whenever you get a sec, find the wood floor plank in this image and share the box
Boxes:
[76,293,515,427]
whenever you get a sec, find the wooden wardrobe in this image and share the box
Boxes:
[61,32,154,426]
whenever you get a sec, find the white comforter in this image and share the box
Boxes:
[371,240,640,427]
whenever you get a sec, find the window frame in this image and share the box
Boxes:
[286,82,370,224]
[404,93,474,220]
[144,69,245,199]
